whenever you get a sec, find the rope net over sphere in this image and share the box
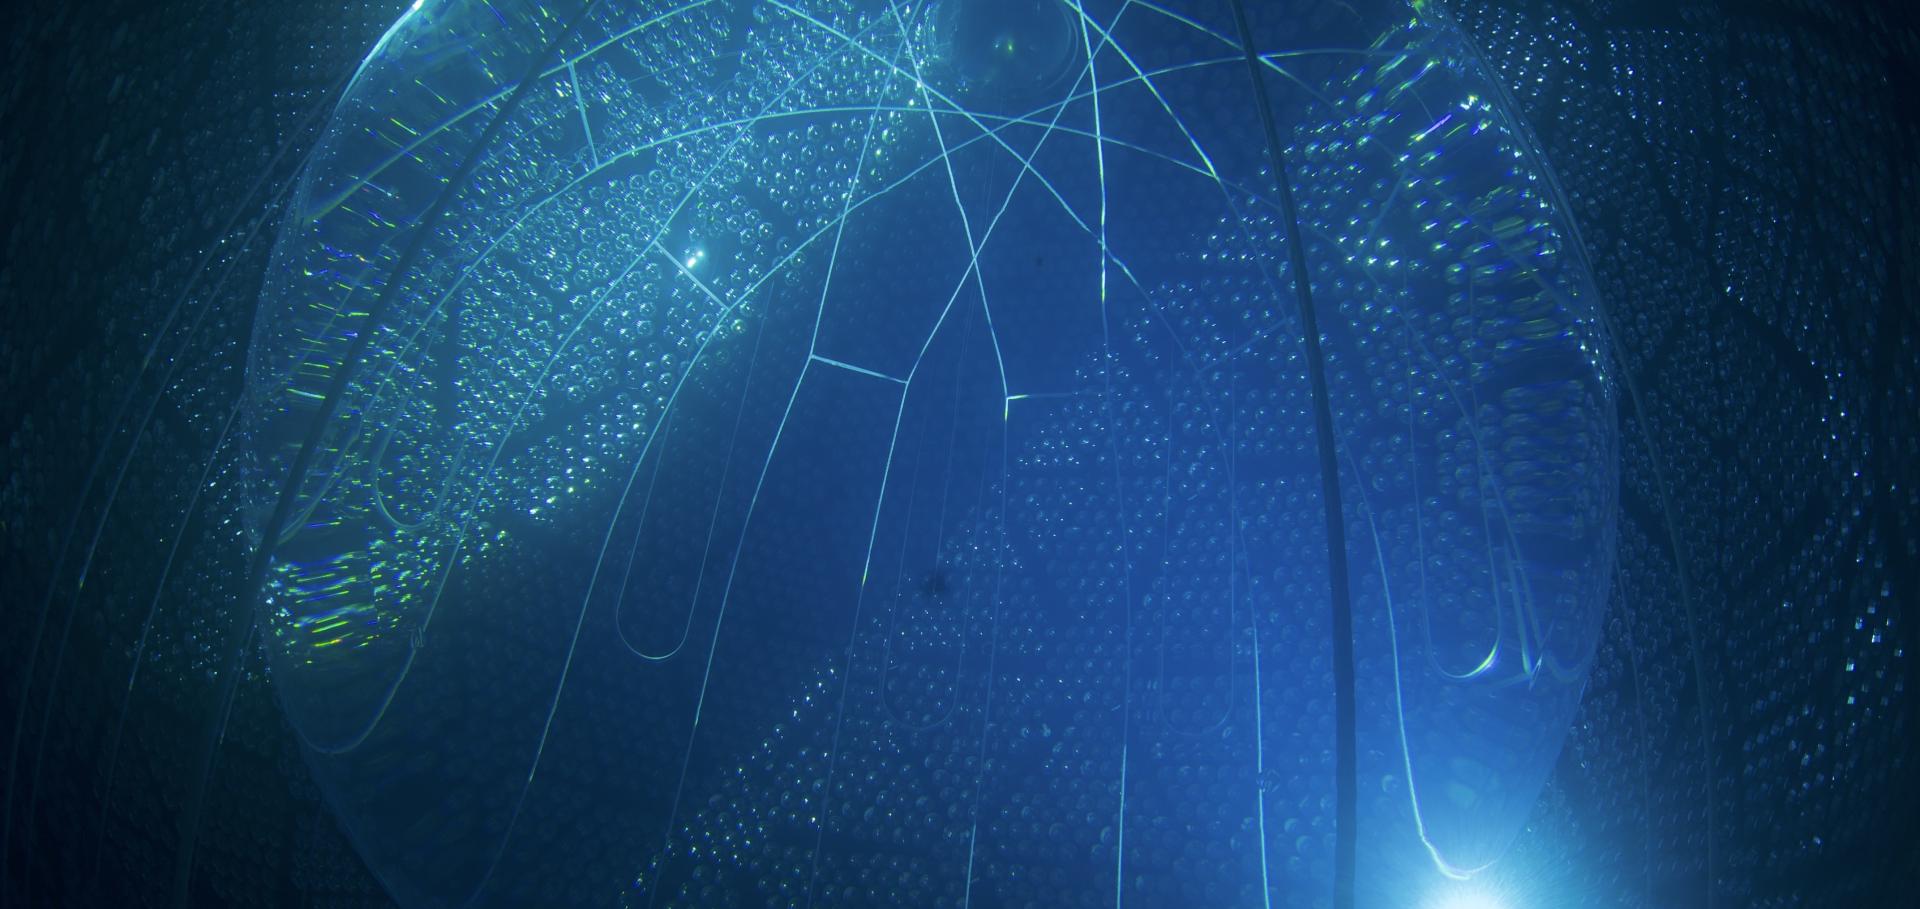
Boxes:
[240,1,1617,905]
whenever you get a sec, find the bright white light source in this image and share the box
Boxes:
[1427,889,1510,909]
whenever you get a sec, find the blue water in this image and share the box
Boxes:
[242,1,1617,905]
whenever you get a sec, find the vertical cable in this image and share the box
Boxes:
[1224,3,1357,907]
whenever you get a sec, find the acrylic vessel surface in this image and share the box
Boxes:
[243,0,1616,905]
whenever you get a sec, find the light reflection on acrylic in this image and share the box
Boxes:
[241,0,1616,905]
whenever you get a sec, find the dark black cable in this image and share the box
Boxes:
[1223,3,1357,907]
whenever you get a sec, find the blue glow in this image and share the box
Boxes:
[243,1,1616,904]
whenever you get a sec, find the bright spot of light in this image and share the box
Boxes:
[1426,889,1510,909]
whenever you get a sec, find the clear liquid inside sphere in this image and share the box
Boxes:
[243,1,1616,904]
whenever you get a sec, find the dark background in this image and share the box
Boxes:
[2,0,1915,906]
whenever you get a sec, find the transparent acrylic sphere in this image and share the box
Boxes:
[244,1,1615,905]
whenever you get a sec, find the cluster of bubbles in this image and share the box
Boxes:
[241,0,1615,906]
